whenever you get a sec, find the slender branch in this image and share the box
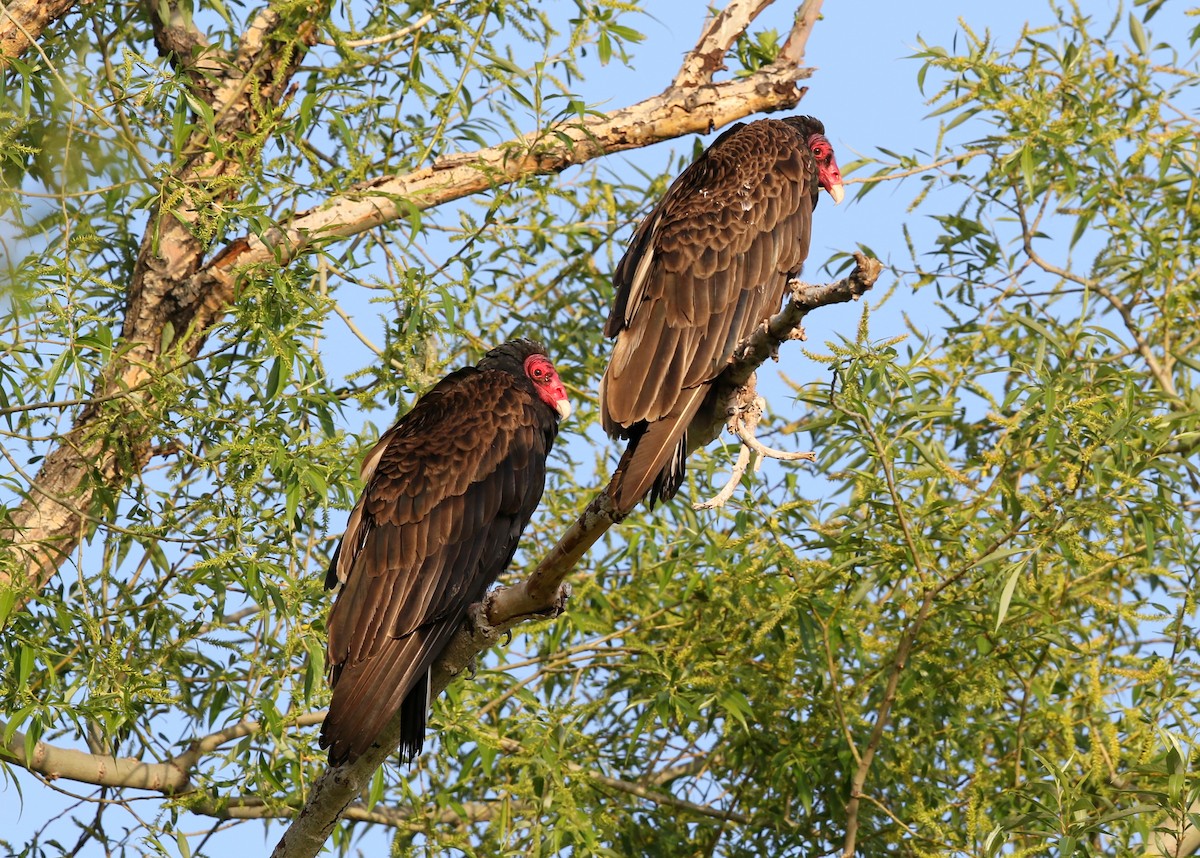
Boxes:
[695,443,752,510]
[853,401,927,582]
[204,756,740,831]
[209,55,820,284]
[841,591,936,858]
[320,11,434,48]
[673,0,776,88]
[1014,197,1179,401]
[779,0,824,65]
[849,148,989,186]
[736,421,816,462]
[587,769,750,825]
[494,737,750,825]
[818,614,861,767]
[188,795,497,828]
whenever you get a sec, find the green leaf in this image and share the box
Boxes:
[265,357,284,401]
[1129,12,1150,54]
[995,560,1023,632]
[1020,145,1036,197]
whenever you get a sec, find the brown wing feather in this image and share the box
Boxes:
[601,118,820,511]
[321,370,555,764]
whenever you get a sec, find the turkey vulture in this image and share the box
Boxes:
[320,339,571,765]
[600,115,843,513]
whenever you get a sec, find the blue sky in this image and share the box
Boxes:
[7,1,1191,854]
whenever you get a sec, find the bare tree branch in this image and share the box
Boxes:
[779,0,824,66]
[207,57,820,282]
[695,442,753,510]
[695,378,817,510]
[319,11,434,49]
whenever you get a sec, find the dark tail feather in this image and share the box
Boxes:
[321,629,450,765]
[397,670,430,764]
[648,432,689,507]
[609,386,708,515]
[323,663,431,766]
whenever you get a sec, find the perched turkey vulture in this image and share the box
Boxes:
[320,339,571,765]
[600,115,844,513]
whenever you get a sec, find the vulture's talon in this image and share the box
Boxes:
[468,601,498,641]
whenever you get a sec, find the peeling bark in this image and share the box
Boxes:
[0,0,77,70]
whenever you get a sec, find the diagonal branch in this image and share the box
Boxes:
[1013,196,1180,402]
[203,58,820,283]
[840,591,935,858]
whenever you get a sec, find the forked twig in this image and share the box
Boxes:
[695,378,816,510]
